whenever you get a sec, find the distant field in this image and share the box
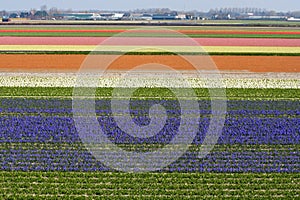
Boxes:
[1,32,299,38]
[0,25,300,31]
[0,26,299,38]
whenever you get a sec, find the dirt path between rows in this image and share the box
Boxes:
[0,55,299,72]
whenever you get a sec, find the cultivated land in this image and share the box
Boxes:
[0,55,298,72]
[0,23,299,199]
[1,172,299,199]
[2,37,300,46]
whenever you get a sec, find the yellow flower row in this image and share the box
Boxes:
[0,45,299,53]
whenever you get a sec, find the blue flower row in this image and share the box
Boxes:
[0,116,298,144]
[0,146,298,172]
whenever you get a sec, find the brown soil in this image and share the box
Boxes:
[0,55,299,73]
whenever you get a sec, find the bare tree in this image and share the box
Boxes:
[49,7,59,17]
[41,5,47,11]
[0,10,8,17]
[291,11,300,17]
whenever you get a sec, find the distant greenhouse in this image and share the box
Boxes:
[53,13,94,20]
[152,12,178,20]
[53,13,125,20]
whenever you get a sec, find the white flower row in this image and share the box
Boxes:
[0,72,298,89]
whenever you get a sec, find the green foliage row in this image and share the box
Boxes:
[0,171,299,199]
[0,142,298,154]
[0,32,299,38]
[0,24,299,30]
[0,87,299,100]
[1,111,297,119]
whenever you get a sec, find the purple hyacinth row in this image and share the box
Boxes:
[0,98,299,172]
[0,116,299,144]
[0,147,298,172]
[0,99,299,145]
[0,99,298,113]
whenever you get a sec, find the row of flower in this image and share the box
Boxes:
[0,115,298,144]
[0,142,298,172]
[1,37,300,46]
[0,74,298,88]
[1,45,300,54]
[0,98,298,144]
[0,29,298,34]
[1,98,298,114]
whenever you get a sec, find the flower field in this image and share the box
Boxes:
[1,45,300,55]
[0,25,299,199]
[1,37,300,46]
[0,27,300,38]
[0,55,299,72]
